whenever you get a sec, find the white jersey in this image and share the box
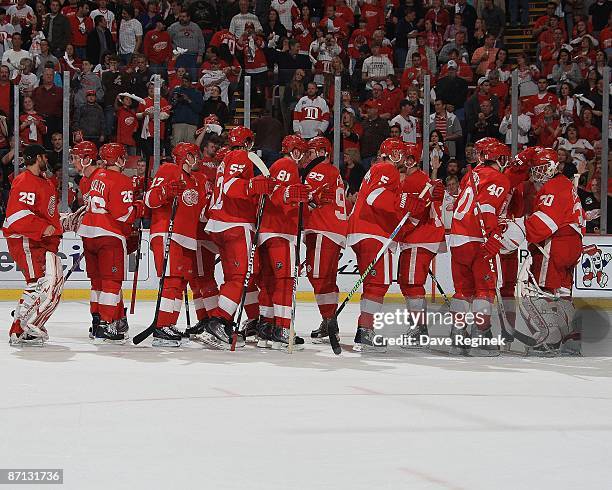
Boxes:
[270,0,299,31]
[389,114,418,143]
[362,55,394,90]
[292,95,330,139]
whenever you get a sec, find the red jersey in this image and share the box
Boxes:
[2,170,61,244]
[68,15,93,47]
[449,165,511,247]
[116,106,138,146]
[347,161,401,246]
[360,4,384,35]
[304,161,348,247]
[259,157,301,243]
[526,92,559,117]
[193,160,215,237]
[239,34,268,74]
[19,113,46,145]
[79,169,137,241]
[210,30,238,56]
[398,169,445,253]
[206,149,256,232]
[145,163,207,250]
[348,28,370,59]
[137,97,171,138]
[143,30,172,65]
[526,174,584,244]
[79,167,102,205]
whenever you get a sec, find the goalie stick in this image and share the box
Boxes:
[133,195,180,345]
[288,156,328,354]
[334,183,433,323]
[229,151,272,351]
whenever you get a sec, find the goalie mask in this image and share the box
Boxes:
[281,135,308,161]
[99,143,127,169]
[172,142,201,169]
[379,138,405,165]
[228,126,254,150]
[529,148,559,183]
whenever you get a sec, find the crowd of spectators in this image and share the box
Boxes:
[0,0,610,230]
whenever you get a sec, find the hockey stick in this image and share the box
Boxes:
[334,183,432,320]
[133,195,180,345]
[129,157,153,314]
[184,286,191,330]
[288,156,329,354]
[229,153,272,351]
[428,268,451,308]
[64,251,85,282]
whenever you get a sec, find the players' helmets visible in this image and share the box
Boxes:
[71,141,98,170]
[203,115,222,135]
[172,142,201,167]
[281,135,307,158]
[215,145,231,163]
[481,141,511,170]
[379,138,405,163]
[99,143,127,168]
[308,136,332,157]
[403,142,422,168]
[228,126,254,150]
[529,148,559,183]
[474,137,500,164]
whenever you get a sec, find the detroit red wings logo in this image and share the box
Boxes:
[182,189,199,206]
[48,195,57,217]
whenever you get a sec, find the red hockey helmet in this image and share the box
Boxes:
[228,126,254,150]
[529,148,559,183]
[203,115,222,135]
[215,145,231,163]
[474,137,500,164]
[172,142,201,167]
[281,134,307,159]
[99,143,127,168]
[403,141,422,168]
[480,141,511,170]
[379,137,405,163]
[308,136,332,157]
[71,141,98,171]
[514,146,543,167]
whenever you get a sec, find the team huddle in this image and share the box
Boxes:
[3,127,584,356]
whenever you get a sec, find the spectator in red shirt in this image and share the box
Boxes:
[533,104,562,146]
[0,66,11,117]
[577,107,601,142]
[68,1,93,60]
[540,28,566,77]
[19,96,46,145]
[59,43,83,78]
[425,0,450,35]
[423,18,443,53]
[144,21,172,76]
[360,0,384,36]
[533,2,565,38]
[381,75,404,118]
[114,94,139,154]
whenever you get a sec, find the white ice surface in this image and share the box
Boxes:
[1,301,611,490]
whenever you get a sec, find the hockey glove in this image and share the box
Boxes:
[308,183,335,208]
[160,179,187,202]
[60,205,86,232]
[397,193,426,215]
[132,200,146,219]
[284,183,310,205]
[482,234,504,261]
[248,175,275,196]
[430,179,445,201]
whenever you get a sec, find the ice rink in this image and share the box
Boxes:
[2,300,611,490]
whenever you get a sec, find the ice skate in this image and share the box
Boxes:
[93,321,126,345]
[239,317,260,343]
[169,325,189,343]
[354,327,386,353]
[117,316,129,339]
[271,326,304,351]
[195,317,236,350]
[256,319,274,348]
[89,312,100,340]
[186,318,209,339]
[9,322,48,347]
[400,325,429,349]
[152,326,182,347]
[469,327,500,357]
[449,326,470,356]
[311,318,339,344]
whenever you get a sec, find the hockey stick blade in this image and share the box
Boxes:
[248,151,271,177]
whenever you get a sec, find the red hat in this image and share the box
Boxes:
[86,89,96,96]
[364,100,380,109]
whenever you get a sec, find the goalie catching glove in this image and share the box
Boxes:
[284,183,310,205]
[248,175,276,196]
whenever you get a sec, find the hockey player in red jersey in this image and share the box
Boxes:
[145,142,207,347]
[255,135,311,350]
[486,148,584,353]
[396,142,446,346]
[185,136,221,337]
[304,136,347,344]
[448,139,511,356]
[79,143,144,343]
[3,145,63,345]
[71,140,105,336]
[201,126,275,349]
[347,138,425,352]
